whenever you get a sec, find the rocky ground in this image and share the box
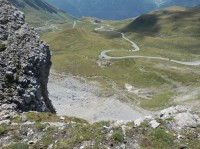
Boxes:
[0,105,199,148]
[48,71,146,123]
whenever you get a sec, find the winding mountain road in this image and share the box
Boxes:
[73,21,76,29]
[96,26,200,66]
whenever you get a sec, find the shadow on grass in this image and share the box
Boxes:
[94,31,122,39]
[120,6,200,37]
[120,14,160,37]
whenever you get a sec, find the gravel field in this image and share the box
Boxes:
[48,72,146,123]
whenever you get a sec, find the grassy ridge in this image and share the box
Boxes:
[117,6,200,60]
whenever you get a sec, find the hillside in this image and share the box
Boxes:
[1,1,200,148]
[121,6,200,37]
[41,5,200,115]
[118,6,200,59]
[158,0,200,7]
[45,0,200,20]
[8,0,75,27]
[45,0,157,20]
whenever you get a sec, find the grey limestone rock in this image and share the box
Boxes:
[0,0,55,113]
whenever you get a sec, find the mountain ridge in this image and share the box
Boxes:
[45,0,200,20]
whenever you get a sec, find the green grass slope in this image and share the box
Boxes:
[122,6,200,36]
[9,0,76,27]
[116,6,200,60]
[42,7,200,111]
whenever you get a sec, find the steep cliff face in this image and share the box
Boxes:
[0,0,55,113]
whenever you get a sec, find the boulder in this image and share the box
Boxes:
[174,112,200,128]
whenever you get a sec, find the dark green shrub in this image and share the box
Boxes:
[149,128,174,148]
[2,143,29,149]
[0,124,9,136]
[111,131,124,142]
[0,43,6,52]
[34,122,48,131]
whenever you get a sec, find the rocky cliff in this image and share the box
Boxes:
[0,0,55,113]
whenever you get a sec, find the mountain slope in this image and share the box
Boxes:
[121,6,200,37]
[41,5,200,113]
[45,0,200,20]
[158,0,200,7]
[45,0,157,20]
[8,0,75,27]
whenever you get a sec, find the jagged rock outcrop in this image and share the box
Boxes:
[0,0,55,113]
